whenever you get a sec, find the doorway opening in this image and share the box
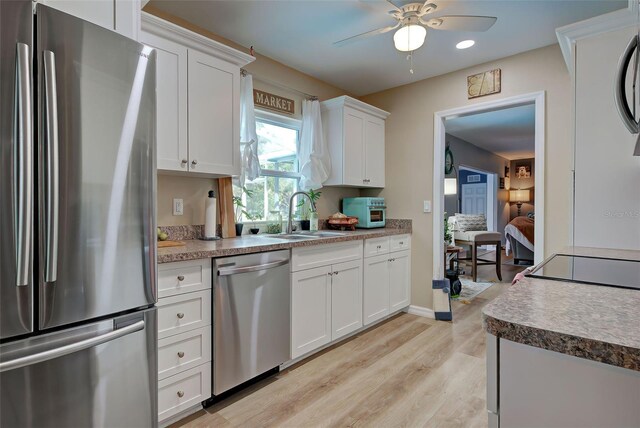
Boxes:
[435,92,545,306]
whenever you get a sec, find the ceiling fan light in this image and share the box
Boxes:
[393,24,427,52]
[456,39,475,49]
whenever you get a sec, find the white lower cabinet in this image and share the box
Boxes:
[330,260,363,341]
[291,266,332,359]
[389,250,411,312]
[157,260,213,425]
[363,237,411,326]
[158,364,211,423]
[363,254,390,325]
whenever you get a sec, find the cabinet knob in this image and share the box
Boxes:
[191,159,198,166]
[177,351,185,358]
[177,275,185,281]
[399,241,404,245]
[177,390,185,398]
[181,159,188,166]
[328,272,333,276]
[334,271,339,276]
[176,312,185,319]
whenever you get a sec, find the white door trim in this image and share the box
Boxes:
[433,91,546,280]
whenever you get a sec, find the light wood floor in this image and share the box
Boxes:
[171,280,510,428]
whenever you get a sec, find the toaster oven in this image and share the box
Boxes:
[342,197,386,228]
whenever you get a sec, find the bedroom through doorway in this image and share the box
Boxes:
[435,92,544,309]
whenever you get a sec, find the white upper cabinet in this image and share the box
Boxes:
[40,0,140,40]
[321,96,389,188]
[139,32,188,171]
[188,50,239,176]
[140,12,254,177]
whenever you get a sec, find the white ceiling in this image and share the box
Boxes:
[148,0,626,96]
[445,103,535,160]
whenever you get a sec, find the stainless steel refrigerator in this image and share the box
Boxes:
[0,2,158,426]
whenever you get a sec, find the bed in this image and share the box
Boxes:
[505,216,534,265]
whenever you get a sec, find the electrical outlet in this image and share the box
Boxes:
[423,200,431,213]
[173,198,184,216]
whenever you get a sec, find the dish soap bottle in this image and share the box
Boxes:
[310,211,318,232]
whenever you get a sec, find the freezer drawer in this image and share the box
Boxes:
[0,308,157,428]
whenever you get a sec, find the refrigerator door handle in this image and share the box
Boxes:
[14,43,33,287]
[0,320,145,373]
[42,50,59,283]
[615,35,640,135]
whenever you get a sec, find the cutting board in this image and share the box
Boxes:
[157,240,186,248]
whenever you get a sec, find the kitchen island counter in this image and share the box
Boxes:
[483,247,640,371]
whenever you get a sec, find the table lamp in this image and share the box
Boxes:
[509,189,530,216]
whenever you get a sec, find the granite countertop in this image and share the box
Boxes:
[483,247,640,371]
[157,227,411,264]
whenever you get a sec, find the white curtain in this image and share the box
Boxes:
[234,73,261,187]
[298,99,331,191]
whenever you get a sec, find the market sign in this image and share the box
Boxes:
[254,89,295,115]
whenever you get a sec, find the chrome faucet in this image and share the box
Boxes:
[287,191,316,234]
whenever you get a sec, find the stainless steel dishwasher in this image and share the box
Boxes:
[213,250,291,395]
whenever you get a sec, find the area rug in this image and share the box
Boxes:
[451,277,495,302]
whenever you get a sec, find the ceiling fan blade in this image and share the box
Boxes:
[419,2,437,16]
[423,15,497,32]
[334,22,400,47]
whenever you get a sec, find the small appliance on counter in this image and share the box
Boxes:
[342,197,386,228]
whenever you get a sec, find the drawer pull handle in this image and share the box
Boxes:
[177,275,185,281]
[376,245,381,249]
[399,241,404,245]
[176,312,185,319]
[177,351,185,358]
[177,390,185,398]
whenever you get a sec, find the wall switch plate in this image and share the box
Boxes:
[173,198,184,216]
[423,200,431,213]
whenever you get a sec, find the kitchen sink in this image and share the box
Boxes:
[263,231,348,240]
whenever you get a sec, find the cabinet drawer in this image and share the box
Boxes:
[364,237,390,257]
[158,259,211,298]
[158,363,211,423]
[158,326,211,380]
[158,290,211,339]
[291,241,362,272]
[390,234,411,253]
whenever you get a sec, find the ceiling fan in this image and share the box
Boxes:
[334,0,497,52]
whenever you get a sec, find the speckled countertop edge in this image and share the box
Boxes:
[483,248,640,371]
[157,228,411,264]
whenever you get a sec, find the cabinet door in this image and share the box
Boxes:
[291,266,332,359]
[389,250,410,312]
[331,260,363,341]
[188,50,240,176]
[40,0,139,39]
[364,116,385,187]
[342,107,365,186]
[140,32,188,172]
[363,254,390,326]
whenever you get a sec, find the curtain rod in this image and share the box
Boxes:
[241,68,318,101]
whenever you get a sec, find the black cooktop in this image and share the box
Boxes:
[527,254,640,291]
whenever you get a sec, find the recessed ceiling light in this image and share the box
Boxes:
[456,40,475,50]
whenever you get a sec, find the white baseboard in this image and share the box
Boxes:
[406,305,435,319]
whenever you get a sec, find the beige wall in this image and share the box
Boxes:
[362,44,572,310]
[509,158,535,219]
[144,6,359,226]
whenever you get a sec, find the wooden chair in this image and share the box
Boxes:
[454,231,503,282]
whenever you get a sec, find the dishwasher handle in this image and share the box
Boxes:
[218,259,289,276]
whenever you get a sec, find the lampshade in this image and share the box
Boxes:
[509,189,530,203]
[393,24,427,52]
[444,178,458,195]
